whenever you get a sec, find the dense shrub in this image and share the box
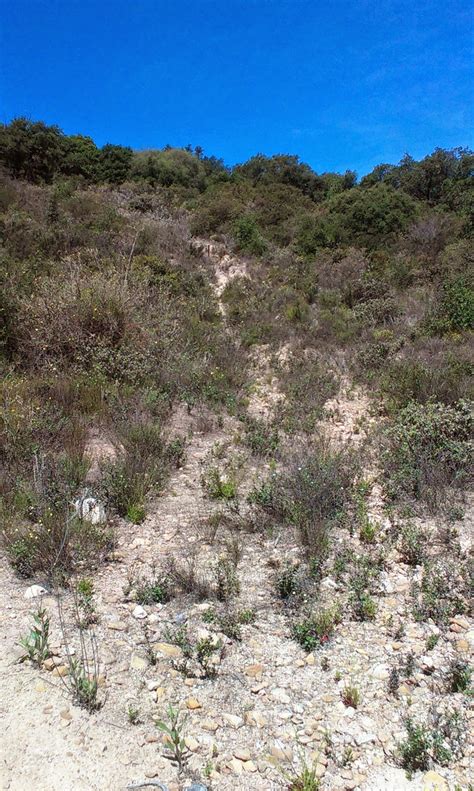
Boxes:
[384,399,473,508]
[412,558,470,625]
[325,184,419,248]
[102,422,184,519]
[292,605,341,650]
[268,441,355,559]
[233,214,267,256]
[425,276,474,334]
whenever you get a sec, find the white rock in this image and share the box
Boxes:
[380,572,394,594]
[320,577,338,591]
[371,663,389,680]
[132,605,147,620]
[354,730,377,746]
[271,688,291,704]
[74,495,106,525]
[24,585,48,599]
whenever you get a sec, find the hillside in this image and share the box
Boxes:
[0,120,473,791]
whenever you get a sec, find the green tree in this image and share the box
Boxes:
[0,118,65,182]
[98,143,133,183]
[63,135,100,180]
[326,183,418,247]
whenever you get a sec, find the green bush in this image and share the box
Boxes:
[384,399,473,509]
[277,563,302,599]
[135,574,171,605]
[292,605,341,651]
[398,710,466,776]
[102,422,181,518]
[348,554,381,621]
[412,558,470,625]
[241,414,279,457]
[425,276,474,334]
[446,659,472,693]
[379,355,473,410]
[398,719,432,774]
[233,214,267,256]
[398,523,427,566]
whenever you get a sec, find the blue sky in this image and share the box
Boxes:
[1,0,472,175]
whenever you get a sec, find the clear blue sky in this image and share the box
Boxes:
[1,0,472,175]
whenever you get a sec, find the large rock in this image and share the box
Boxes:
[24,584,48,599]
[74,494,106,525]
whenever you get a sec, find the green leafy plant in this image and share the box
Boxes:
[341,684,361,708]
[281,744,322,791]
[135,573,171,605]
[277,563,302,599]
[19,606,51,666]
[426,634,439,651]
[446,659,472,694]
[398,523,426,566]
[203,466,237,500]
[155,704,189,774]
[127,704,141,725]
[58,596,103,712]
[292,605,340,651]
[398,719,432,775]
[359,518,377,544]
[398,709,466,777]
[126,503,146,524]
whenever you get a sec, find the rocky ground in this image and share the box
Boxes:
[0,243,472,791]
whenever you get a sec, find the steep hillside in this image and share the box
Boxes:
[0,123,473,791]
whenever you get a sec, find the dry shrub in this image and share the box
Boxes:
[269,439,356,560]
[166,555,214,601]
[16,267,147,369]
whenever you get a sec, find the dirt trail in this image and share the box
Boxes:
[320,376,386,522]
[192,239,247,316]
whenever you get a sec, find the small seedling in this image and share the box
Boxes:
[155,704,189,774]
[126,503,146,524]
[69,659,101,711]
[340,746,354,767]
[203,760,214,779]
[214,556,240,601]
[238,607,256,624]
[388,666,400,696]
[446,659,472,693]
[281,744,322,791]
[426,634,439,651]
[359,518,377,544]
[19,606,51,666]
[127,704,141,725]
[341,684,361,708]
[401,651,416,678]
